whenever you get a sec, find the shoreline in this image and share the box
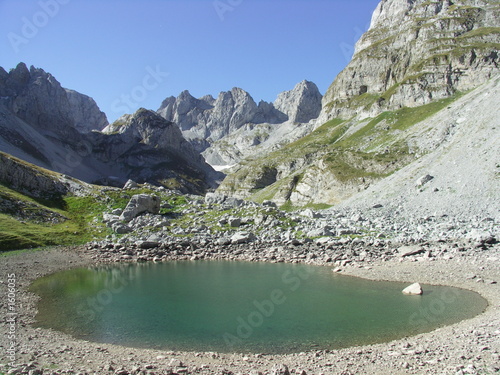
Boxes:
[1,244,499,375]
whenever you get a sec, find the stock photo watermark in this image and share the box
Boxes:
[213,0,243,21]
[409,287,460,325]
[8,0,71,54]
[111,65,169,115]
[4,273,17,367]
[76,270,135,323]
[222,267,312,349]
[51,140,93,176]
[339,24,370,62]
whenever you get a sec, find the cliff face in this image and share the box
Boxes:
[217,0,500,207]
[318,0,500,123]
[0,63,107,134]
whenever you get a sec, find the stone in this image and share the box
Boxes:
[271,364,290,375]
[229,218,241,228]
[262,200,278,208]
[205,192,227,205]
[112,222,132,234]
[135,240,160,249]
[398,245,425,257]
[168,359,183,367]
[120,194,161,222]
[402,283,423,295]
[231,231,257,244]
[300,209,322,219]
[224,197,244,207]
[123,179,138,189]
[416,174,434,188]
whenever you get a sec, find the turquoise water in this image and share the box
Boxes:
[30,261,487,354]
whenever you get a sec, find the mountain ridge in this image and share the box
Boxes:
[0,63,220,194]
[157,80,323,165]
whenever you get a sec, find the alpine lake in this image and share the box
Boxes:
[29,260,487,354]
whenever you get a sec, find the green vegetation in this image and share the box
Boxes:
[220,90,466,207]
[0,182,186,252]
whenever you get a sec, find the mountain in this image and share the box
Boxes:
[317,0,500,123]
[0,63,220,194]
[217,0,500,212]
[157,80,323,165]
[98,108,221,192]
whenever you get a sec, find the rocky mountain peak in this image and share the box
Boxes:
[0,62,108,134]
[274,80,322,123]
[157,81,322,155]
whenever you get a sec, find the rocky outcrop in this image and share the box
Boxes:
[0,152,70,199]
[95,108,222,193]
[65,89,108,133]
[318,0,500,123]
[274,80,322,123]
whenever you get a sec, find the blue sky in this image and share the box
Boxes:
[0,0,379,122]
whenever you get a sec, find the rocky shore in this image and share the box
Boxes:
[1,239,498,375]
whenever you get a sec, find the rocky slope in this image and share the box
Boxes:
[0,63,220,194]
[218,0,500,208]
[157,81,322,166]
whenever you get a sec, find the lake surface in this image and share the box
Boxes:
[30,261,487,354]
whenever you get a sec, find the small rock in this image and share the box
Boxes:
[402,283,423,295]
[398,245,425,257]
[416,174,434,187]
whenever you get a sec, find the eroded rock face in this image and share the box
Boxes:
[318,0,500,123]
[274,80,322,123]
[0,152,70,199]
[0,62,107,134]
[65,89,108,133]
[97,108,222,193]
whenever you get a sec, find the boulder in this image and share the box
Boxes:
[205,192,226,205]
[231,231,256,244]
[229,218,241,228]
[135,240,160,249]
[112,222,132,234]
[120,194,161,222]
[271,364,290,375]
[300,209,322,219]
[224,197,244,207]
[402,283,423,295]
[123,179,139,189]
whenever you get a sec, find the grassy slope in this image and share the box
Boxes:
[0,184,172,252]
[219,93,463,205]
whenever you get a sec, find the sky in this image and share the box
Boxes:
[0,0,380,123]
